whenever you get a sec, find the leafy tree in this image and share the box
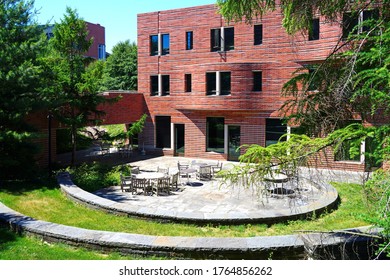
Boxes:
[46,7,107,166]
[217,0,390,256]
[102,40,137,90]
[0,0,47,178]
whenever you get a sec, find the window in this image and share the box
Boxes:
[207,117,224,153]
[186,31,193,50]
[206,72,231,96]
[161,75,170,95]
[162,34,170,55]
[150,75,170,96]
[220,72,231,95]
[185,74,192,92]
[335,138,362,162]
[309,18,320,41]
[342,9,379,38]
[254,24,263,45]
[155,116,171,149]
[266,119,287,146]
[150,33,170,56]
[98,44,106,60]
[150,75,159,96]
[150,35,159,56]
[210,27,234,52]
[253,71,262,91]
[335,121,363,162]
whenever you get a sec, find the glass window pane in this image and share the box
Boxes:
[224,27,234,51]
[210,29,220,52]
[150,35,158,56]
[266,119,287,146]
[254,24,263,45]
[253,71,262,91]
[206,72,216,95]
[185,74,192,92]
[150,76,158,95]
[207,117,224,153]
[309,18,320,41]
[186,31,193,50]
[220,72,231,95]
[162,75,170,95]
[162,34,170,55]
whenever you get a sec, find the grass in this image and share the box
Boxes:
[0,172,375,260]
[0,225,160,260]
[0,178,373,238]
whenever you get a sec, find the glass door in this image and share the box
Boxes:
[228,125,240,161]
[174,124,185,156]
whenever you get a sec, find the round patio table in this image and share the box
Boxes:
[135,172,165,180]
[180,168,197,186]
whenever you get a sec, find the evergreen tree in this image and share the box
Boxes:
[0,0,46,178]
[47,7,106,166]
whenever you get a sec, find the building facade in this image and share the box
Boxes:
[136,4,370,171]
[44,21,106,60]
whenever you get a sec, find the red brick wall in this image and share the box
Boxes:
[97,91,146,125]
[136,4,366,170]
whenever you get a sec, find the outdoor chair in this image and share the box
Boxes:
[157,166,169,175]
[120,174,134,193]
[132,177,151,195]
[210,161,223,177]
[131,166,140,175]
[153,177,171,196]
[170,172,179,191]
[177,161,190,179]
[197,165,212,181]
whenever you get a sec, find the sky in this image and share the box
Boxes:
[33,0,216,53]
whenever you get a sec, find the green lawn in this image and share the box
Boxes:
[0,176,375,260]
[0,180,373,238]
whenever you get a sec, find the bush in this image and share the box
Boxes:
[67,162,131,192]
[364,169,390,257]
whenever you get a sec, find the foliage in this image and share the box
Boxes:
[363,169,390,257]
[217,0,389,34]
[218,0,390,254]
[0,0,48,178]
[66,162,131,192]
[102,40,137,91]
[45,7,107,165]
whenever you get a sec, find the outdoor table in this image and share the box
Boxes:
[180,168,197,186]
[134,172,166,195]
[264,173,290,184]
[135,172,165,180]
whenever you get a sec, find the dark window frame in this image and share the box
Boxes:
[253,71,262,91]
[309,18,320,41]
[186,31,193,50]
[254,24,263,45]
[185,74,192,93]
[150,35,159,56]
[210,27,234,52]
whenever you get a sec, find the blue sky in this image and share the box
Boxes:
[33,0,216,53]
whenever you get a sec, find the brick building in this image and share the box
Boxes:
[44,21,106,60]
[136,4,368,171]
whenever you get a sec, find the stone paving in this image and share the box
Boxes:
[85,155,364,224]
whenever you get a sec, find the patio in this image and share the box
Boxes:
[83,156,347,225]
